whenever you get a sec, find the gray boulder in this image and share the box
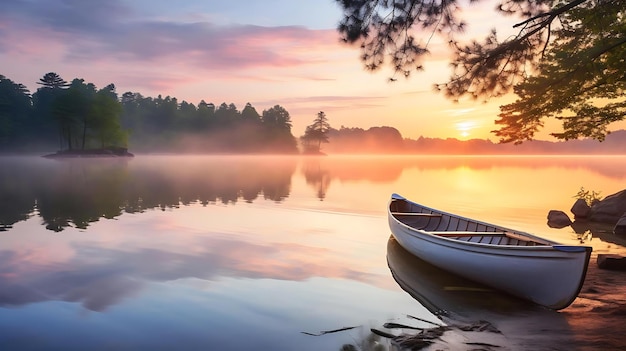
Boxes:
[589,189,626,224]
[547,210,572,228]
[615,214,626,236]
[598,254,626,271]
[570,198,591,219]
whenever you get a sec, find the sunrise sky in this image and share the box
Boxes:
[1,0,543,141]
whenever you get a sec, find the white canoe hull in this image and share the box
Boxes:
[388,194,592,310]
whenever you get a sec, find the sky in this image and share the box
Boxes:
[1,0,550,141]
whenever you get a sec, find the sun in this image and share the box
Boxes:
[455,120,477,139]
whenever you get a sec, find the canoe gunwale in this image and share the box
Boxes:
[389,193,558,248]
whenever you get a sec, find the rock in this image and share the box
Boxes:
[571,198,591,218]
[570,220,590,235]
[597,254,626,271]
[615,214,626,236]
[547,210,572,228]
[589,189,626,224]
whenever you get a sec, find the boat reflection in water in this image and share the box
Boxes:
[386,236,578,350]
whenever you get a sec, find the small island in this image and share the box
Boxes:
[43,147,134,158]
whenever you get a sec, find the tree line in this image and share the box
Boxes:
[120,93,298,153]
[1,73,127,152]
[0,72,300,153]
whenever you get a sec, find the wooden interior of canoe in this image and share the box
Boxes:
[390,198,550,247]
[430,231,542,246]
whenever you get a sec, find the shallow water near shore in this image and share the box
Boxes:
[0,155,625,350]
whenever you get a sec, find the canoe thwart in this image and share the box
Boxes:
[429,231,507,237]
[391,212,442,217]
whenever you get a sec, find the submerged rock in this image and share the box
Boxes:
[547,210,572,228]
[548,210,572,228]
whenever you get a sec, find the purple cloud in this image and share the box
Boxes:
[0,0,339,72]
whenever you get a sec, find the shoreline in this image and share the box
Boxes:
[562,252,626,349]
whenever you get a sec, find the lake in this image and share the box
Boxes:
[1,155,625,350]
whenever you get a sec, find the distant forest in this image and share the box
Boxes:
[0,73,299,153]
[400,130,626,155]
[323,127,626,155]
[1,73,624,155]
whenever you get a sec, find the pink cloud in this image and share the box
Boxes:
[0,0,343,77]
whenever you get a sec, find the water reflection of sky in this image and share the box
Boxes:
[1,155,626,350]
[0,194,432,350]
[0,276,422,350]
[0,207,393,310]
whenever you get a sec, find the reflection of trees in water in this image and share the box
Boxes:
[0,182,35,231]
[0,157,296,232]
[300,156,405,200]
[4,155,622,231]
[301,158,331,201]
[0,158,51,231]
[37,160,129,231]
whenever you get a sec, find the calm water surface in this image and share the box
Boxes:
[1,155,625,350]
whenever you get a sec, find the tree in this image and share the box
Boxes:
[195,100,215,129]
[261,105,298,153]
[37,72,70,89]
[241,102,261,122]
[215,102,240,127]
[44,79,126,151]
[335,0,626,143]
[51,79,95,150]
[32,72,70,147]
[90,84,126,148]
[262,105,293,131]
[301,111,331,153]
[0,75,31,148]
[494,1,626,143]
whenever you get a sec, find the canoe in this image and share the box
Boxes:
[388,193,592,310]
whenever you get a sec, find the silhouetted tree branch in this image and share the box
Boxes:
[336,0,626,143]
